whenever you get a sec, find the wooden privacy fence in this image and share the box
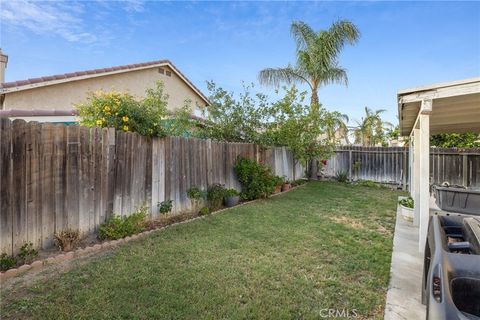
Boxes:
[0,119,304,255]
[324,146,480,188]
[324,146,408,186]
[430,148,480,187]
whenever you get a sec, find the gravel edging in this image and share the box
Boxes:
[0,183,307,283]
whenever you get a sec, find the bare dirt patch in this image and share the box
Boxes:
[331,215,366,230]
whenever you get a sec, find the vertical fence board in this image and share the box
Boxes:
[11,120,27,253]
[26,122,42,248]
[78,127,91,234]
[40,123,55,248]
[0,119,13,254]
[53,124,66,234]
[66,125,80,231]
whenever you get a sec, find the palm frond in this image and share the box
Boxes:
[258,67,310,88]
[329,20,361,46]
[290,21,316,52]
[319,66,348,86]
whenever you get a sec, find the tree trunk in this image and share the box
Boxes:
[309,158,318,180]
[310,90,320,113]
[309,86,320,179]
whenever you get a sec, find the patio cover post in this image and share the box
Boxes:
[408,138,413,195]
[417,99,431,253]
[412,128,420,226]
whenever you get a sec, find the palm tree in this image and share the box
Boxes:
[259,20,360,113]
[324,111,349,144]
[353,107,392,146]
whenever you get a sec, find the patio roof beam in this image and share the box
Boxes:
[398,80,480,104]
[398,78,480,136]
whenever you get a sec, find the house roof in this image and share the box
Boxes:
[0,59,210,105]
[397,77,480,136]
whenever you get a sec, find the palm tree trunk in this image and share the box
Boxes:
[310,90,319,113]
[308,86,320,178]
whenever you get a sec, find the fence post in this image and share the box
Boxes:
[463,154,468,187]
[348,150,352,180]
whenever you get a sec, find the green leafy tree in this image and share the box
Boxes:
[265,86,333,178]
[199,81,271,145]
[430,133,480,148]
[199,83,333,179]
[259,20,360,112]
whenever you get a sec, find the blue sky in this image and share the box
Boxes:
[1,1,479,125]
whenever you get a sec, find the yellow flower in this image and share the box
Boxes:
[104,106,111,112]
[115,112,119,116]
[96,119,103,126]
[122,116,129,123]
[123,125,129,132]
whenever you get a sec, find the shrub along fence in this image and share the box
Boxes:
[324,146,480,188]
[0,119,304,255]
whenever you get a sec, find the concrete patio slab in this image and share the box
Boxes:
[384,206,426,320]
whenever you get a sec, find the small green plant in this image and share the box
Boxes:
[234,157,276,200]
[54,229,80,252]
[399,197,414,209]
[99,206,147,240]
[187,187,205,209]
[224,188,239,197]
[207,184,226,211]
[18,243,38,264]
[199,207,210,216]
[158,200,174,215]
[335,170,349,183]
[274,176,285,186]
[0,253,17,271]
[187,187,204,200]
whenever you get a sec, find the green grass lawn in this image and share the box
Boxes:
[1,181,401,319]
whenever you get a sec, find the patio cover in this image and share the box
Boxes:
[397,77,480,252]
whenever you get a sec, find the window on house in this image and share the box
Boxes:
[165,70,172,77]
[158,68,164,74]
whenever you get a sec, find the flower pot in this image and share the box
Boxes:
[62,242,74,252]
[399,204,414,222]
[274,185,282,193]
[281,183,291,192]
[224,196,240,207]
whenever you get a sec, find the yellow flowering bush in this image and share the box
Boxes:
[76,81,170,137]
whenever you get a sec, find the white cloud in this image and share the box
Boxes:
[0,0,97,43]
[0,0,145,44]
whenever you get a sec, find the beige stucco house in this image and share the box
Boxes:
[0,51,209,122]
